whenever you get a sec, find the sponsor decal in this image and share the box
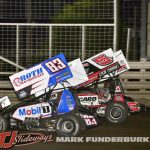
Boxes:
[13,103,52,121]
[45,58,67,73]
[99,63,119,77]
[92,54,113,66]
[81,114,97,125]
[57,89,76,113]
[13,78,22,86]
[127,102,140,112]
[76,73,99,88]
[127,102,138,107]
[13,67,44,87]
[18,106,51,116]
[0,131,53,149]
[116,64,127,73]
[19,91,27,98]
[19,107,41,116]
[66,95,74,110]
[78,96,97,102]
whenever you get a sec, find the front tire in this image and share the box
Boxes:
[0,116,8,131]
[105,102,128,123]
[56,114,81,137]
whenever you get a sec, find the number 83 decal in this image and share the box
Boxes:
[45,58,67,73]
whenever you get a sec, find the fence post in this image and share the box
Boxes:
[126,28,131,60]
[0,56,25,70]
[49,25,52,58]
[82,25,85,61]
[113,0,118,51]
[16,25,19,72]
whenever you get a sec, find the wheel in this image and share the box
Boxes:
[105,102,128,123]
[56,114,81,137]
[0,116,8,131]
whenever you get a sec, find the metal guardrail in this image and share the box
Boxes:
[120,62,150,99]
[0,55,25,70]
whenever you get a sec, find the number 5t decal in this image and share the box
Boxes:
[92,54,113,66]
[45,58,67,73]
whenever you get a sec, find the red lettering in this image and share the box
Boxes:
[92,54,113,66]
[0,132,10,148]
[0,131,18,149]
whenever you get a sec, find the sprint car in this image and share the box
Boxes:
[0,54,99,137]
[76,76,140,123]
[75,49,140,123]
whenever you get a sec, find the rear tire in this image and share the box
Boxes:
[56,114,81,137]
[0,116,8,131]
[105,102,128,123]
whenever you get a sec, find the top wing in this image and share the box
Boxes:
[114,50,130,75]
[76,48,119,88]
[76,49,130,89]
[53,58,89,89]
[9,54,72,99]
[34,58,89,97]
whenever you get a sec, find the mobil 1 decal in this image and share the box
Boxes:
[12,102,52,121]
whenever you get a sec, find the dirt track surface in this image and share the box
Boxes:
[11,108,150,150]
